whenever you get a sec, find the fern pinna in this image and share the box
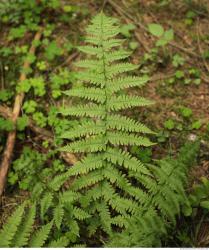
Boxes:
[59,12,154,234]
[0,202,68,247]
[107,142,200,247]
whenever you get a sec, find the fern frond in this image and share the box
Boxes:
[64,87,106,103]
[108,196,138,215]
[107,142,200,247]
[106,63,138,78]
[0,202,53,248]
[104,147,150,175]
[60,12,154,236]
[76,71,106,87]
[59,190,79,204]
[111,215,129,228]
[80,185,103,207]
[75,59,103,69]
[107,131,155,146]
[104,148,150,175]
[105,50,131,62]
[107,95,154,111]
[107,75,149,93]
[86,17,120,39]
[78,45,103,56]
[12,203,36,247]
[29,221,53,247]
[73,207,91,220]
[48,172,69,191]
[60,136,106,153]
[67,219,80,240]
[66,155,104,176]
[70,170,104,191]
[40,193,53,220]
[0,203,26,247]
[106,114,154,134]
[53,204,64,230]
[102,164,131,188]
[60,120,105,139]
[48,236,69,247]
[96,201,112,234]
[59,104,105,118]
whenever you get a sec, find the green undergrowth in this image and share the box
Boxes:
[0,0,208,247]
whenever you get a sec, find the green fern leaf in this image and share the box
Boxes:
[104,147,150,175]
[40,193,53,220]
[53,204,64,229]
[73,207,91,220]
[59,104,105,118]
[60,136,106,153]
[107,95,154,111]
[107,131,155,146]
[106,63,138,77]
[106,114,154,134]
[0,203,26,247]
[60,120,105,139]
[66,155,104,176]
[59,190,79,204]
[12,203,36,247]
[48,236,69,247]
[105,50,131,62]
[107,75,149,93]
[29,221,53,247]
[78,45,103,56]
[70,170,104,191]
[59,12,154,235]
[64,87,106,104]
[48,173,69,191]
[76,71,106,87]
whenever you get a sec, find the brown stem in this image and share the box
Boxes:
[0,30,42,196]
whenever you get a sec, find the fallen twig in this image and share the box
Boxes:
[0,30,42,196]
[196,19,209,73]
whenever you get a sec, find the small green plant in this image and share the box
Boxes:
[0,117,14,132]
[164,119,175,130]
[44,41,63,61]
[148,23,174,47]
[172,54,185,67]
[50,68,74,98]
[32,112,47,128]
[191,120,202,130]
[179,106,193,118]
[0,89,13,102]
[183,177,209,216]
[184,10,196,26]
[23,100,38,114]
[120,23,136,38]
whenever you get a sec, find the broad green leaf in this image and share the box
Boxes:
[148,23,164,37]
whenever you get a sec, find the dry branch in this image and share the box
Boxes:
[0,31,42,196]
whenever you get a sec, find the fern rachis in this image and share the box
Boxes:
[59,12,154,234]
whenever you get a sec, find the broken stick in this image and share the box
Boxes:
[0,30,42,196]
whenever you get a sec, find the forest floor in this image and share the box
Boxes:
[0,0,209,246]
